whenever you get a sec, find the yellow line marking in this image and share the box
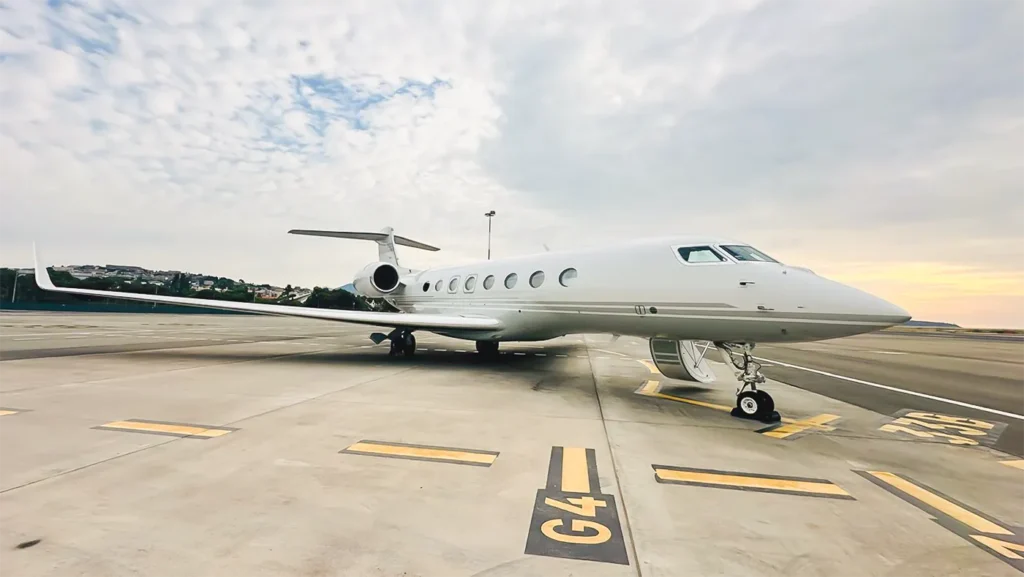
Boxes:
[972,535,1024,560]
[866,471,1012,535]
[100,420,232,438]
[0,410,18,416]
[1000,459,1024,471]
[635,380,733,412]
[639,359,659,374]
[763,414,840,438]
[344,441,497,465]
[561,447,591,493]
[654,468,850,497]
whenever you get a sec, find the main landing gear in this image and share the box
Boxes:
[388,329,416,357]
[476,340,499,358]
[716,342,780,423]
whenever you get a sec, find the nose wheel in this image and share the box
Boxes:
[716,342,781,423]
[733,390,777,422]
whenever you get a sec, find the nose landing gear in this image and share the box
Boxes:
[716,342,780,423]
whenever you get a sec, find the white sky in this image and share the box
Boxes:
[1,0,1021,328]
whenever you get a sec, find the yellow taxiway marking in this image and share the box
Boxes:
[635,380,733,412]
[560,447,592,493]
[653,465,852,499]
[639,359,659,374]
[762,413,840,439]
[1000,459,1024,471]
[863,471,1011,535]
[972,535,1024,560]
[96,419,235,438]
[340,440,499,467]
[0,410,20,416]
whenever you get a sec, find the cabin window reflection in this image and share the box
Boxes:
[504,273,518,289]
[529,271,545,288]
[483,275,495,290]
[720,245,779,263]
[558,268,577,287]
[678,246,726,263]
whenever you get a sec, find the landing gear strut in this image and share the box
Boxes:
[715,342,780,423]
[388,330,416,357]
[476,340,499,357]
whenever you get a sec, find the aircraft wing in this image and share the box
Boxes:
[31,247,502,332]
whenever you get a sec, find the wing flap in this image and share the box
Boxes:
[31,246,500,332]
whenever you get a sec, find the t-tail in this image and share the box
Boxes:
[287,226,439,268]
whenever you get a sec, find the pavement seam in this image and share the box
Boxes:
[584,336,644,577]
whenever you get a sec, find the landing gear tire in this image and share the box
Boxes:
[476,340,499,357]
[388,330,416,357]
[730,390,778,422]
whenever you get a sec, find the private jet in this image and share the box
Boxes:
[32,228,910,423]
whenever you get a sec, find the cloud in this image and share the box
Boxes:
[0,0,1021,327]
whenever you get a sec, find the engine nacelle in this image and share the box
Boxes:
[648,338,717,383]
[352,262,401,297]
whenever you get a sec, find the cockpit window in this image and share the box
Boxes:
[678,246,726,263]
[720,245,779,263]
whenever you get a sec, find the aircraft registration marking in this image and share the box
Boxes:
[878,410,1007,447]
[524,447,629,565]
[857,470,1023,573]
[339,440,499,467]
[94,419,237,439]
[653,465,853,500]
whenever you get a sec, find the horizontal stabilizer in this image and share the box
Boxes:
[288,229,439,252]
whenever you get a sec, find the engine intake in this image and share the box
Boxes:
[648,339,717,383]
[353,262,401,297]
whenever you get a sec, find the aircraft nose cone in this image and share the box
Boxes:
[878,299,912,326]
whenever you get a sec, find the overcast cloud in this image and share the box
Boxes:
[1,0,1021,328]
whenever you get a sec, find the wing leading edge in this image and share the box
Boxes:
[30,245,502,332]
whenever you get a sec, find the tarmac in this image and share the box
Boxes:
[1,312,1022,577]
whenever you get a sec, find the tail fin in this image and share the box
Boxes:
[288,227,439,267]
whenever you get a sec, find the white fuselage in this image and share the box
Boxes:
[379,236,911,343]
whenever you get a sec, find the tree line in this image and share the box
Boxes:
[0,268,392,312]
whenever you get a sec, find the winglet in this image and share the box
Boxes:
[33,243,57,290]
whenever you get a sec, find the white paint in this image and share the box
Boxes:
[755,356,1024,421]
[869,351,907,355]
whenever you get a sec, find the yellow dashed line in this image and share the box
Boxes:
[1000,459,1024,471]
[653,466,852,499]
[864,471,1012,535]
[341,440,499,466]
[97,420,234,438]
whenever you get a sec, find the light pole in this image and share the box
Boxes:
[484,210,495,260]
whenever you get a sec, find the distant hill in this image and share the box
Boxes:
[904,320,960,328]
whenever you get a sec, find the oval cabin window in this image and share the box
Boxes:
[558,268,577,287]
[504,273,518,289]
[483,275,495,290]
[529,271,545,288]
